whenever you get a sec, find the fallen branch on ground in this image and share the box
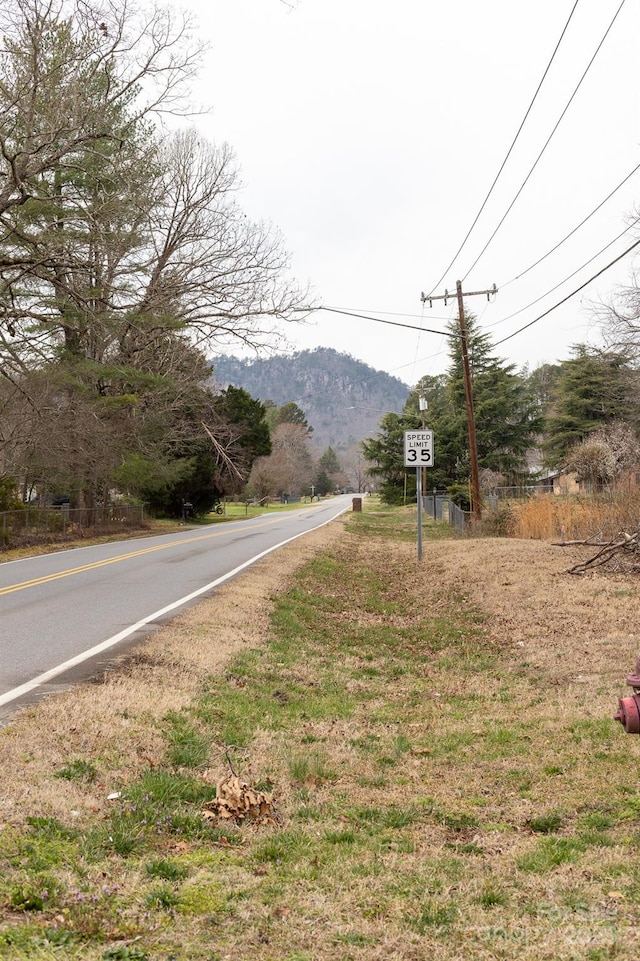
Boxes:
[552,539,609,547]
[566,530,640,575]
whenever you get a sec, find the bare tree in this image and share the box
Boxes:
[594,217,640,364]
[248,423,313,500]
[563,421,640,490]
[347,450,370,493]
[0,2,308,360]
[134,129,309,352]
[0,0,202,222]
[479,468,505,494]
[564,437,616,491]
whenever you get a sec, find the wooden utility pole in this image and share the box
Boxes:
[420,280,497,522]
[455,282,481,522]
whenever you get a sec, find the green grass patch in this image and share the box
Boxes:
[517,837,587,873]
[475,885,509,907]
[406,899,458,932]
[145,858,190,882]
[251,830,316,867]
[53,758,98,783]
[163,711,211,769]
[528,812,565,834]
[287,748,335,785]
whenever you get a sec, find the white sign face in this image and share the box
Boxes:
[404,429,434,467]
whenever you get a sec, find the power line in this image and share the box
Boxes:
[323,305,452,321]
[487,217,640,329]
[461,0,628,282]
[493,233,640,347]
[501,161,640,288]
[329,306,450,321]
[318,305,460,338]
[424,0,581,297]
[321,167,640,347]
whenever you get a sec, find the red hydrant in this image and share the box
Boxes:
[614,657,640,734]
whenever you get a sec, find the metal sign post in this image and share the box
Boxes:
[416,458,423,560]
[404,430,434,561]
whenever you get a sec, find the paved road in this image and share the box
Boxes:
[0,496,353,717]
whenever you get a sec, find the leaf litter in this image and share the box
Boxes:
[202,774,277,826]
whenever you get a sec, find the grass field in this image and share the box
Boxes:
[1,502,639,959]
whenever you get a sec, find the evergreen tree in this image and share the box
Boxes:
[315,446,342,495]
[318,446,341,474]
[436,316,542,483]
[542,346,639,469]
[111,383,271,514]
[523,363,562,418]
[266,401,312,435]
[361,411,418,505]
[212,386,272,492]
[314,468,333,496]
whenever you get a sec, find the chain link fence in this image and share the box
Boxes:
[422,494,469,533]
[0,504,146,551]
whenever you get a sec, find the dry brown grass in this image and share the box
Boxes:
[510,488,640,541]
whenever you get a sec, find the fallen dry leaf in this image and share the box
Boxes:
[203,773,277,826]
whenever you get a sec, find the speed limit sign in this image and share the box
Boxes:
[404,430,434,467]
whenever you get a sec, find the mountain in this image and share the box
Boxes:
[209,347,409,453]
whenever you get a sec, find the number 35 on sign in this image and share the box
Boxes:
[404,430,434,467]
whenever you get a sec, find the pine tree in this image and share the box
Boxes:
[542,346,639,469]
[318,446,341,475]
[421,317,541,487]
[362,411,418,505]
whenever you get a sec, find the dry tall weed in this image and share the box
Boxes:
[510,489,640,541]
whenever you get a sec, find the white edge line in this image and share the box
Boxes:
[0,504,350,708]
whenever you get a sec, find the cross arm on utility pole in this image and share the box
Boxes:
[419,280,498,523]
[420,284,497,307]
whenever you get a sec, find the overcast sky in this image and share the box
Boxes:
[176,0,640,387]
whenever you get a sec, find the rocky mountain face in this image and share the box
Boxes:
[209,347,409,453]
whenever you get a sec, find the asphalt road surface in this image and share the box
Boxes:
[0,496,354,720]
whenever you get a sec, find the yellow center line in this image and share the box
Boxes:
[0,518,284,597]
